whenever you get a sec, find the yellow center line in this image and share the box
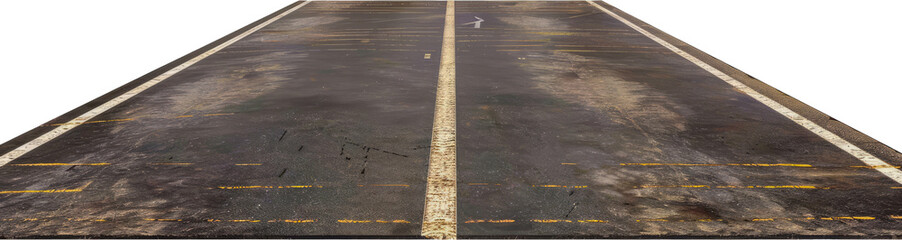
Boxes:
[464,219,515,223]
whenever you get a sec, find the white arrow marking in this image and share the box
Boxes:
[462,16,483,29]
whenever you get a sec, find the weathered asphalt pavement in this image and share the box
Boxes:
[2,1,901,238]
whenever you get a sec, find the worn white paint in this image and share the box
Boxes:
[462,16,483,29]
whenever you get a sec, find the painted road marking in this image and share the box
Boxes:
[0,181,92,195]
[422,0,457,238]
[464,219,515,223]
[234,163,263,166]
[0,1,313,167]
[150,162,194,166]
[462,16,484,29]
[586,0,902,185]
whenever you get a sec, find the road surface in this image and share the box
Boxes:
[2,1,901,238]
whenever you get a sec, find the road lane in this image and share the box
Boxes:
[455,1,902,237]
[0,1,445,237]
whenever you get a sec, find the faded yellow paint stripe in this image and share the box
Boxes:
[0,181,91,194]
[151,162,193,166]
[0,189,82,194]
[464,219,515,223]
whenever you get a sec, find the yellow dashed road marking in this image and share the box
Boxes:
[464,219,515,223]
[0,189,83,195]
[151,162,193,166]
[532,219,573,223]
[269,219,316,223]
[0,181,91,195]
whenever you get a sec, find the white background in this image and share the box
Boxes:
[1,0,900,150]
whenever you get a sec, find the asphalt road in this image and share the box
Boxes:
[2,1,901,238]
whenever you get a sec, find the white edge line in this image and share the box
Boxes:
[421,0,457,239]
[585,0,902,184]
[0,1,313,167]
